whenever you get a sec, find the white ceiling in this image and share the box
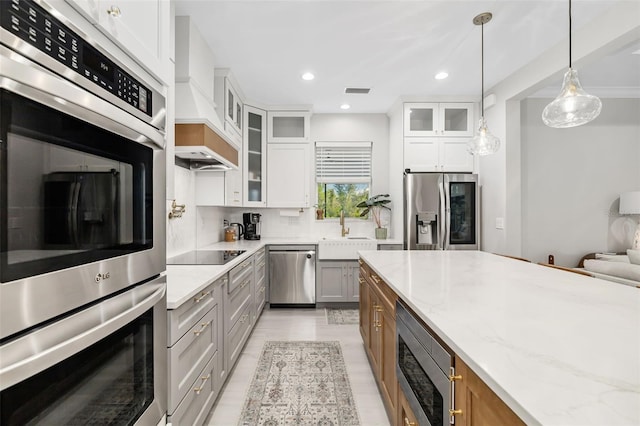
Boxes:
[174,0,640,113]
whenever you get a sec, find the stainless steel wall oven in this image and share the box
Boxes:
[0,0,167,424]
[396,301,459,426]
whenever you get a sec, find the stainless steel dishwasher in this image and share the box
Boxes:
[268,245,316,307]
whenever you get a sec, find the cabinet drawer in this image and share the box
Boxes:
[168,351,219,426]
[229,258,253,293]
[255,247,266,265]
[167,276,225,346]
[168,305,218,413]
[226,303,252,370]
[255,282,266,315]
[227,274,252,328]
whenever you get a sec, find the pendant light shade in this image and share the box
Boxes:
[468,117,500,156]
[467,12,500,156]
[542,0,602,128]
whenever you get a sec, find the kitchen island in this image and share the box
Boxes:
[359,250,640,426]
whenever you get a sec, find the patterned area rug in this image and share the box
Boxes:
[325,308,359,325]
[238,341,360,426]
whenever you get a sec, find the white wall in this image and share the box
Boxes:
[521,98,640,266]
[480,2,640,259]
[166,164,228,256]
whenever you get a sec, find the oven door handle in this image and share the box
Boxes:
[0,277,166,391]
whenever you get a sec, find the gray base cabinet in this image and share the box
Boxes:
[317,260,359,303]
[167,249,269,425]
[167,275,226,425]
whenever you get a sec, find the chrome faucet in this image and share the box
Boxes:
[340,211,350,237]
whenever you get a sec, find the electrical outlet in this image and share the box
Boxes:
[495,217,505,229]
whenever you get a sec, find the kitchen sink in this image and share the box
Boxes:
[317,237,378,260]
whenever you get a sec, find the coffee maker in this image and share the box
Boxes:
[243,212,261,240]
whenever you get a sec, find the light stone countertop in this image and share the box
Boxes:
[358,250,640,426]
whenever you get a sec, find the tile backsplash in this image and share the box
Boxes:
[167,165,393,257]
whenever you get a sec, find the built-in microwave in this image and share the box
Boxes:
[0,0,166,340]
[396,301,459,426]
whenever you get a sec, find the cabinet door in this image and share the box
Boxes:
[317,262,347,302]
[397,385,419,426]
[244,106,266,207]
[379,306,397,417]
[267,143,310,208]
[347,264,360,302]
[195,172,225,206]
[267,111,311,143]
[65,0,169,83]
[440,138,475,172]
[358,266,370,349]
[455,356,526,426]
[440,103,474,137]
[404,103,438,137]
[404,137,439,172]
[225,80,243,136]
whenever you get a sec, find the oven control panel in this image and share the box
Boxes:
[1,0,152,117]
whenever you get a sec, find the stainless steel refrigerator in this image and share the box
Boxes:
[404,171,479,250]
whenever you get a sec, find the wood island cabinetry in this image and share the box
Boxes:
[359,257,526,426]
[359,259,397,423]
[454,356,525,426]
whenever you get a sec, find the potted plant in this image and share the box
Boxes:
[357,194,391,239]
[314,203,325,220]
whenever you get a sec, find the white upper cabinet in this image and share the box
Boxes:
[65,0,170,84]
[267,111,311,143]
[214,70,244,148]
[404,137,474,173]
[267,143,310,208]
[404,103,474,137]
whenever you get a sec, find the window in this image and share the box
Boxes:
[315,142,372,218]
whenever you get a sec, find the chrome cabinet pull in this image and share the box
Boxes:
[193,374,211,394]
[106,5,121,17]
[193,321,211,336]
[371,275,381,284]
[240,279,250,289]
[194,291,211,303]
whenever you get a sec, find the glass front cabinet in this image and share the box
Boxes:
[403,102,474,137]
[267,111,311,143]
[244,105,267,207]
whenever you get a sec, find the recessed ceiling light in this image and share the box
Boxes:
[340,104,351,110]
[302,72,315,81]
[435,72,449,80]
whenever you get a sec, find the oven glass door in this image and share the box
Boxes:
[0,88,153,283]
[398,334,445,426]
[0,308,154,425]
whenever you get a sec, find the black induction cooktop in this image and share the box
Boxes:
[167,250,246,265]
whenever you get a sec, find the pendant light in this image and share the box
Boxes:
[467,12,500,156]
[542,0,602,128]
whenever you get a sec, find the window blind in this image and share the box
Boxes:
[315,142,372,184]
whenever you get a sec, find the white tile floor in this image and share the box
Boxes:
[205,307,391,426]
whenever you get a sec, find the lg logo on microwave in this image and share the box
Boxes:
[95,272,111,283]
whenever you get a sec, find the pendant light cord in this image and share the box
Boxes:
[569,0,572,68]
[481,20,484,119]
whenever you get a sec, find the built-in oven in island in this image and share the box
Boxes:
[396,301,461,426]
[0,0,167,424]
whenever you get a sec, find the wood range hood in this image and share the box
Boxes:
[175,122,239,170]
